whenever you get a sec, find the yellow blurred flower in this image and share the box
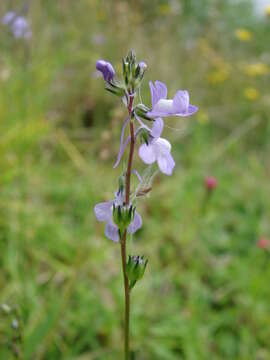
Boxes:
[197,111,209,124]
[244,87,260,101]
[198,38,212,56]
[265,5,270,16]
[235,28,252,42]
[97,9,106,21]
[157,4,171,15]
[207,64,230,85]
[244,62,270,77]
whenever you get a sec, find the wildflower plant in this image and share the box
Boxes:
[94,51,197,359]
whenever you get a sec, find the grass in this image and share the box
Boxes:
[0,0,270,359]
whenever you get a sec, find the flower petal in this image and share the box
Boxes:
[105,221,119,242]
[128,211,142,234]
[174,104,198,117]
[149,80,167,107]
[94,201,113,222]
[151,118,164,138]
[132,169,143,183]
[154,138,171,154]
[157,152,175,175]
[2,11,16,25]
[113,115,130,168]
[187,104,198,115]
[138,144,157,164]
[155,81,168,100]
[172,90,189,114]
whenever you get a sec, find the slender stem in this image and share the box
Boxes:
[120,95,134,360]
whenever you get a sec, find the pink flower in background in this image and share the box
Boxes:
[205,176,217,191]
[257,238,270,249]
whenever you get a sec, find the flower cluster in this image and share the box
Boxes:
[94,51,198,244]
[2,11,32,40]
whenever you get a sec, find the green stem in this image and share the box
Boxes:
[120,95,135,360]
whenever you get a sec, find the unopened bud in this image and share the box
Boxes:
[134,104,151,120]
[205,176,217,191]
[257,237,270,250]
[138,127,151,145]
[113,204,135,232]
[118,174,125,195]
[96,59,115,83]
[126,255,148,290]
[105,81,126,97]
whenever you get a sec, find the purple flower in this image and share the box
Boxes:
[91,33,105,46]
[2,12,32,39]
[94,192,142,242]
[96,59,115,82]
[2,11,16,25]
[138,118,175,175]
[12,16,32,39]
[146,81,198,118]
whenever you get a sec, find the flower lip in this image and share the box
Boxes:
[138,117,175,175]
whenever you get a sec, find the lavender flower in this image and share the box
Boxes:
[91,33,105,46]
[94,192,142,242]
[2,12,32,39]
[146,80,198,118]
[96,60,115,82]
[12,16,32,39]
[138,118,175,175]
[2,11,16,25]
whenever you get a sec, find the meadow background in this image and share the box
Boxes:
[1,0,270,359]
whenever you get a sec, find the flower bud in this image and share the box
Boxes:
[126,255,148,290]
[134,104,151,120]
[112,204,135,232]
[205,176,217,191]
[118,173,126,195]
[105,82,126,97]
[126,50,136,67]
[122,51,147,92]
[257,237,270,249]
[96,59,115,82]
[135,61,147,79]
[138,61,147,71]
[138,127,151,145]
[122,58,130,86]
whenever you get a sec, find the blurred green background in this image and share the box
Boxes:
[0,0,270,359]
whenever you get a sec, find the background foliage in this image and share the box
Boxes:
[0,0,270,359]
